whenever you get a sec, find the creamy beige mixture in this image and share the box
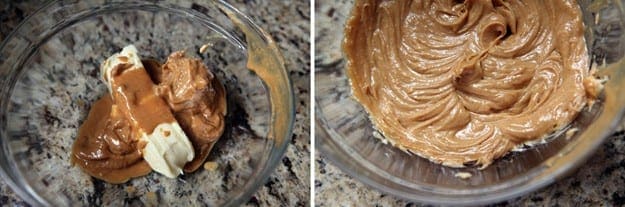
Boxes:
[72,51,226,183]
[344,0,598,168]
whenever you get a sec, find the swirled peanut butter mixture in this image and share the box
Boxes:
[344,0,598,168]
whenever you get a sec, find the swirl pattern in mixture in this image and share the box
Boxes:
[344,0,597,168]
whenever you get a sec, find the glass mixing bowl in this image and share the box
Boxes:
[315,0,625,205]
[0,0,294,206]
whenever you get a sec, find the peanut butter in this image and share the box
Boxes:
[71,95,151,184]
[344,0,597,168]
[109,62,177,134]
[72,49,226,182]
[148,52,227,172]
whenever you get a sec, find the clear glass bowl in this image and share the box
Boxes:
[315,0,625,205]
[0,0,294,206]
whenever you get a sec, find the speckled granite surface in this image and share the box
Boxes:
[0,0,309,206]
[315,0,625,206]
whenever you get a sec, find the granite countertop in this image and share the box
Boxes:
[0,0,309,206]
[315,0,625,206]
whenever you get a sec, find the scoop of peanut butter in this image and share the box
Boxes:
[71,95,151,184]
[149,51,227,172]
[344,0,597,168]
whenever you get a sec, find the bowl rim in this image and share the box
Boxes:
[316,94,623,205]
[0,0,295,206]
